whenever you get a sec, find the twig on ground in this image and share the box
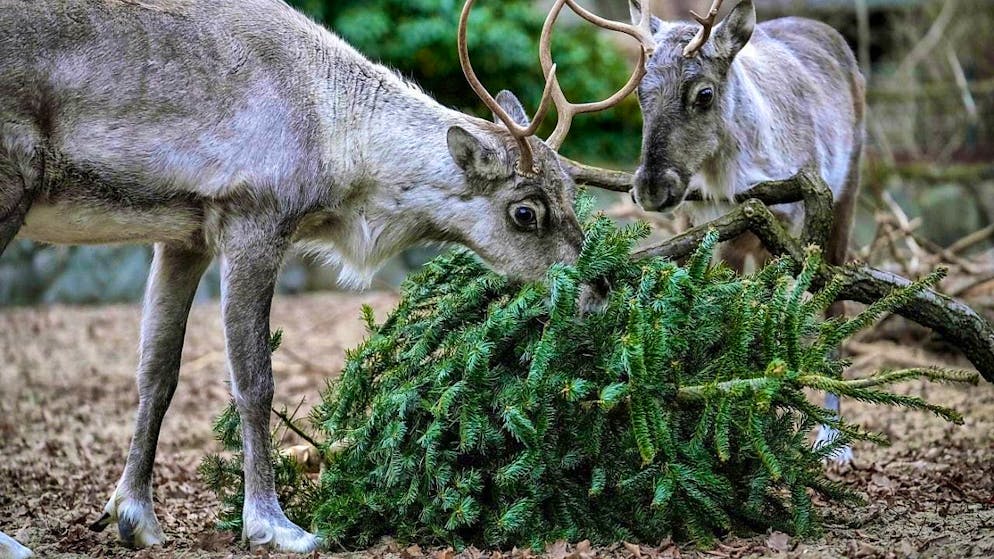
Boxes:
[948,224,994,256]
[272,406,322,450]
[950,271,994,299]
[279,346,338,376]
[880,191,925,270]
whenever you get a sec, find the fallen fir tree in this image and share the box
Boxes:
[201,182,985,550]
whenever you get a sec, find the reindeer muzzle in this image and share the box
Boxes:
[633,166,685,212]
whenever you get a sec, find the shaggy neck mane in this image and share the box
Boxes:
[302,41,505,287]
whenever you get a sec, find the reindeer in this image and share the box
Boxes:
[0,0,653,555]
[626,0,865,463]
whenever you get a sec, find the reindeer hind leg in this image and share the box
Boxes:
[718,230,772,274]
[0,158,39,557]
[89,243,212,548]
[0,122,48,257]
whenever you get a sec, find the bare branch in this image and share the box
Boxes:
[854,0,872,80]
[945,45,978,122]
[948,224,994,256]
[559,155,633,192]
[272,407,322,451]
[896,0,959,77]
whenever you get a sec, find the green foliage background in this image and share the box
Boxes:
[287,0,642,165]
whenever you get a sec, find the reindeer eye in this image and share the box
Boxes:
[695,87,715,110]
[512,206,537,230]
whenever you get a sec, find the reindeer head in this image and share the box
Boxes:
[444,93,583,282]
[450,0,655,281]
[628,0,756,211]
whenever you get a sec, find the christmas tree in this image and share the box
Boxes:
[202,195,975,550]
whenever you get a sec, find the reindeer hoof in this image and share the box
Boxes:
[0,532,34,559]
[243,510,321,553]
[814,424,854,466]
[98,489,166,548]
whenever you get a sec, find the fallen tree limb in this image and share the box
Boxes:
[633,170,994,382]
[559,155,633,192]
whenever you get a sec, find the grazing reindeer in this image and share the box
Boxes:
[626,0,865,462]
[0,0,652,555]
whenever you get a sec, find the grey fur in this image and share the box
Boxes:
[0,0,585,552]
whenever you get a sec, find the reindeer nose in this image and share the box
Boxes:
[632,167,681,212]
[636,190,672,212]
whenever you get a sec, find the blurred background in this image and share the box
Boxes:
[1,0,992,306]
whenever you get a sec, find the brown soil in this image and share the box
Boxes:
[1,294,993,559]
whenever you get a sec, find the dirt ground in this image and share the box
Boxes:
[1,293,993,559]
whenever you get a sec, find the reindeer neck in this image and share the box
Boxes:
[710,41,809,198]
[306,34,498,208]
[305,51,503,284]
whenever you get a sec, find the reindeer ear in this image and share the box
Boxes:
[494,90,530,128]
[447,126,507,182]
[713,0,755,59]
[628,0,662,36]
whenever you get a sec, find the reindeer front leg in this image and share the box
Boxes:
[218,217,320,553]
[90,243,212,547]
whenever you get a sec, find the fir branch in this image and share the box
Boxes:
[202,190,978,550]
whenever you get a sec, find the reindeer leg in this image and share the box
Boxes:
[89,243,211,547]
[0,178,39,559]
[0,198,29,256]
[814,391,851,464]
[218,216,320,553]
[814,339,853,465]
[718,230,771,275]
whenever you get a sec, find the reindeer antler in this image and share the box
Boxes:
[458,0,558,175]
[458,0,656,172]
[539,0,656,150]
[683,0,724,58]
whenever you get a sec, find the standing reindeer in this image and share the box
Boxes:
[0,0,653,555]
[626,0,865,462]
